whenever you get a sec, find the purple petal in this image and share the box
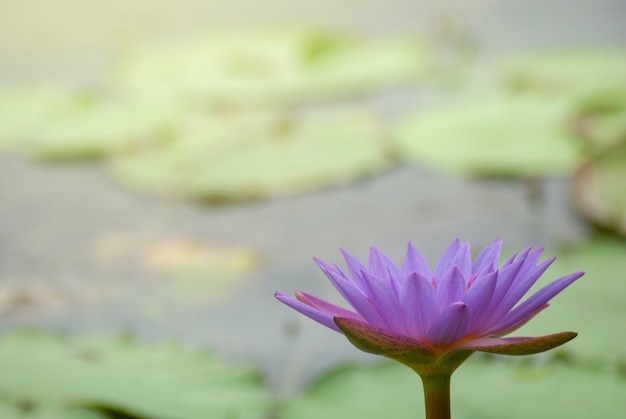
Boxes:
[434,239,462,278]
[401,272,438,339]
[463,270,498,333]
[369,247,402,286]
[360,269,403,332]
[295,291,363,321]
[450,241,472,281]
[275,292,342,332]
[501,249,521,269]
[427,302,470,345]
[489,271,584,334]
[472,238,502,275]
[491,304,548,336]
[402,241,432,279]
[437,266,467,308]
[459,332,577,355]
[315,260,387,327]
[515,247,545,279]
[492,259,523,314]
[493,256,555,318]
[314,257,348,280]
[338,249,369,288]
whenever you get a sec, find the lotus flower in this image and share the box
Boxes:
[278,239,581,371]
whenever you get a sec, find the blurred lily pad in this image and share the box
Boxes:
[0,331,273,419]
[391,95,581,176]
[570,146,626,236]
[0,85,175,161]
[0,401,105,419]
[501,48,626,95]
[110,111,390,201]
[21,98,174,161]
[114,27,429,107]
[0,85,82,152]
[279,357,624,419]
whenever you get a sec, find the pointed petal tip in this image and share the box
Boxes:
[274,291,288,300]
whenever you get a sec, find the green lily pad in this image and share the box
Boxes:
[391,95,581,176]
[279,358,624,419]
[22,98,174,161]
[110,111,390,201]
[570,146,626,236]
[0,85,81,152]
[0,331,273,419]
[0,401,105,419]
[501,48,626,95]
[0,85,175,161]
[115,27,429,107]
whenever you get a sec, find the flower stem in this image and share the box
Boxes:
[420,372,452,419]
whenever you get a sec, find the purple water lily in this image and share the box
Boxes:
[276,238,583,364]
[276,240,583,419]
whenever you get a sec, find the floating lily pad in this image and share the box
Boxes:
[570,146,626,236]
[279,358,624,419]
[0,85,175,161]
[22,98,174,161]
[110,111,390,201]
[0,401,105,419]
[391,95,581,176]
[0,85,81,152]
[501,48,626,95]
[0,331,273,419]
[109,111,275,198]
[115,27,429,107]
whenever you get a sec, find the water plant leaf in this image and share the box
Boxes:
[110,111,390,201]
[0,85,174,161]
[114,27,429,107]
[278,358,625,419]
[0,85,81,152]
[0,331,273,419]
[391,95,581,177]
[22,98,173,161]
[0,401,106,419]
[500,48,626,95]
